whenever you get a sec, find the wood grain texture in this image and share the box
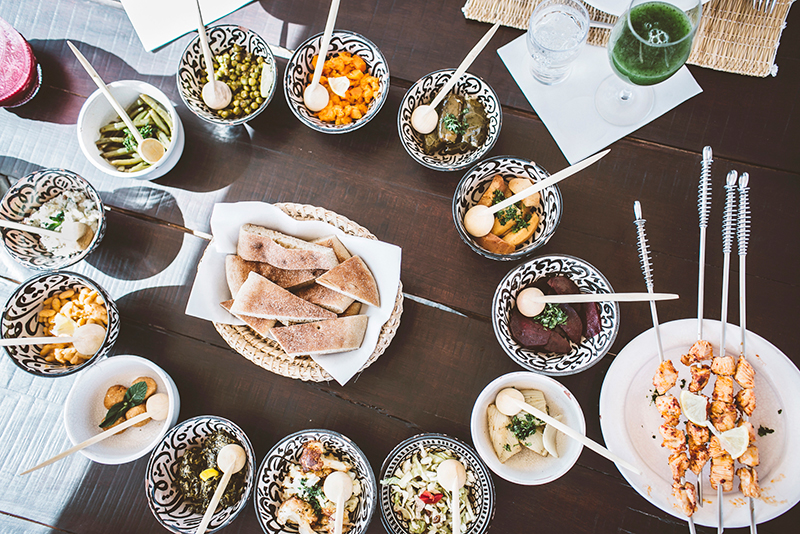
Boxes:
[0,0,797,533]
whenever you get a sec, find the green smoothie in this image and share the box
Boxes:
[609,2,694,86]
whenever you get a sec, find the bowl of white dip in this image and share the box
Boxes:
[0,168,105,270]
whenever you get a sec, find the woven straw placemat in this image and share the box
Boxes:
[463,0,794,76]
[213,203,404,382]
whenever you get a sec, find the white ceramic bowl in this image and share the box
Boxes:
[177,24,277,126]
[0,168,106,270]
[77,80,185,180]
[470,371,585,485]
[62,354,179,464]
[254,429,377,534]
[283,30,390,134]
[453,156,563,261]
[492,254,620,375]
[398,69,502,172]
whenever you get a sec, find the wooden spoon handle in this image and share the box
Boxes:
[429,22,499,110]
[489,149,610,215]
[0,335,76,347]
[66,41,144,143]
[194,0,216,81]
[18,411,151,475]
[310,0,341,88]
[524,292,679,304]
[0,219,62,239]
[451,482,461,534]
[196,469,233,534]
[513,398,642,475]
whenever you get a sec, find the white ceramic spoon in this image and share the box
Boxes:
[495,388,642,475]
[67,41,165,164]
[0,323,106,356]
[463,149,609,237]
[195,0,232,110]
[410,22,500,134]
[0,219,93,249]
[515,287,679,318]
[324,471,354,534]
[18,393,170,475]
[303,0,341,112]
[437,459,467,534]
[196,444,247,534]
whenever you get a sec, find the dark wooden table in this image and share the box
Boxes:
[0,0,797,533]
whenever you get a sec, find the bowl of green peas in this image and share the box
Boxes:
[177,24,278,126]
[77,80,185,180]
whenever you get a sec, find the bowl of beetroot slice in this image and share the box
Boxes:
[492,254,620,376]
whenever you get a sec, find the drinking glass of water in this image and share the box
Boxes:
[595,0,702,125]
[526,0,590,85]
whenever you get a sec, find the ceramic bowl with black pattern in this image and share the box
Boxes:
[254,428,377,534]
[1,271,120,377]
[492,254,620,375]
[0,168,105,271]
[453,156,562,260]
[398,69,502,171]
[284,30,389,134]
[177,24,277,126]
[379,433,495,534]
[145,415,256,534]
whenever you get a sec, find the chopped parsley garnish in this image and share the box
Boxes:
[680,379,686,389]
[299,477,323,514]
[123,124,155,151]
[503,443,511,452]
[649,389,659,404]
[758,425,774,437]
[43,211,65,231]
[442,113,467,135]
[491,190,505,205]
[507,413,544,441]
[533,303,568,330]
[778,409,782,414]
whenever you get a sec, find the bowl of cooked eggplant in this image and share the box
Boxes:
[492,254,620,375]
[398,69,501,171]
[77,80,185,180]
[453,156,563,261]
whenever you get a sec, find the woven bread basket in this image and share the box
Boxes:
[213,203,403,382]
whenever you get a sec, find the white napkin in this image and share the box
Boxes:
[185,202,402,386]
[120,0,254,51]
[497,35,702,164]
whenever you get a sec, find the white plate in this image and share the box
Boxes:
[584,0,711,18]
[599,318,800,527]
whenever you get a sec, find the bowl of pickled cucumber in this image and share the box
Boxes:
[177,24,277,126]
[77,80,185,180]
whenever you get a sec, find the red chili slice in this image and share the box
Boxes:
[419,491,443,504]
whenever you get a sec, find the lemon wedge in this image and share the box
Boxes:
[719,425,749,459]
[328,76,350,98]
[199,468,219,481]
[679,390,708,426]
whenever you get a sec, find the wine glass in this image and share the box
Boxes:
[595,0,702,126]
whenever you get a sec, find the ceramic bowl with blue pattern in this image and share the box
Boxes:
[284,30,389,134]
[0,168,105,271]
[145,415,255,534]
[1,271,119,377]
[453,156,562,261]
[492,254,620,375]
[398,69,502,171]
[178,24,277,126]
[254,428,377,534]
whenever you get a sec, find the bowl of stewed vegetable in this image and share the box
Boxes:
[177,24,277,126]
[77,79,184,180]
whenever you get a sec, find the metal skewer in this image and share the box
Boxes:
[633,201,664,362]
[717,170,738,534]
[737,172,757,534]
[634,200,695,533]
[695,146,713,506]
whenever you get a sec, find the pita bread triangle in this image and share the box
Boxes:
[230,271,336,322]
[220,299,276,338]
[315,256,380,307]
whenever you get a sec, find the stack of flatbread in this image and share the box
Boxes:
[220,224,381,357]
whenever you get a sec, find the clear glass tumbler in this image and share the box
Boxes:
[526,0,590,85]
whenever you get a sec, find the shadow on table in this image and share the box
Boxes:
[7,40,174,126]
[85,187,184,281]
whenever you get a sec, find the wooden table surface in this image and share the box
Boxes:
[0,0,798,533]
